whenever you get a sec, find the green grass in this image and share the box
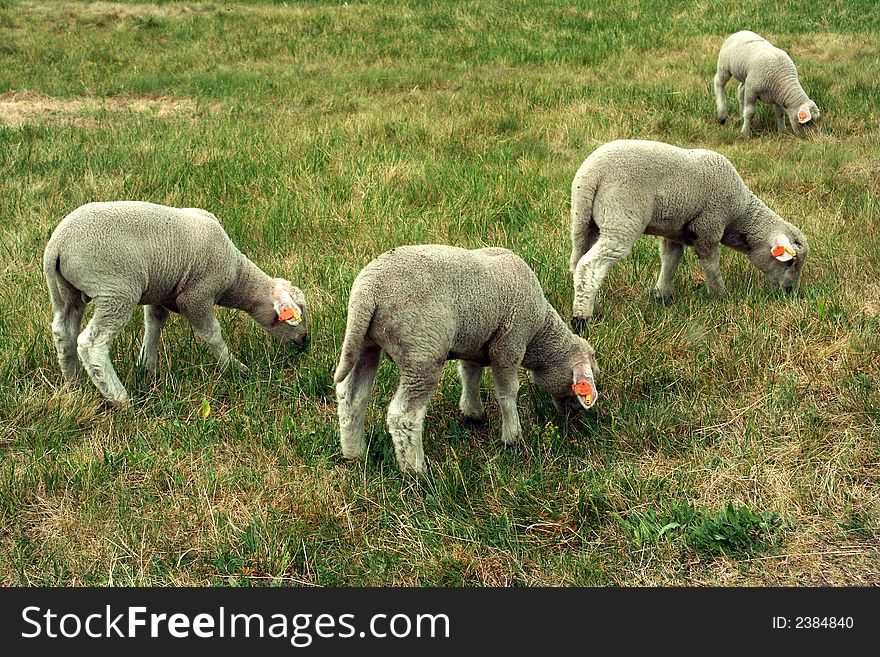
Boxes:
[0,0,878,585]
[623,501,786,557]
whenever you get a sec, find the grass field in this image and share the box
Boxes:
[0,0,878,586]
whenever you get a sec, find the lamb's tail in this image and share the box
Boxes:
[570,165,600,272]
[333,285,377,384]
[42,241,78,311]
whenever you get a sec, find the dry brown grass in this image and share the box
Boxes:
[0,91,204,127]
[23,1,219,21]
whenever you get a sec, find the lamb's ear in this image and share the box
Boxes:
[273,297,302,325]
[770,234,797,262]
[571,362,597,410]
[797,106,812,124]
[289,285,306,307]
[271,282,303,325]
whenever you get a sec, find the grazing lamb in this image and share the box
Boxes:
[43,201,309,404]
[570,140,808,326]
[714,30,820,138]
[334,245,599,474]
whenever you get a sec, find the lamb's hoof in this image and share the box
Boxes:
[571,315,591,334]
[461,412,487,426]
[229,361,249,375]
[652,287,674,304]
[500,430,523,446]
[717,116,727,125]
[136,362,158,377]
[102,396,131,410]
[400,461,428,477]
[340,448,366,462]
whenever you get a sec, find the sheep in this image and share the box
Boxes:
[43,201,309,404]
[569,140,808,326]
[333,244,599,474]
[714,30,820,138]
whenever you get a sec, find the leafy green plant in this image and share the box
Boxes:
[623,501,785,557]
[689,503,784,557]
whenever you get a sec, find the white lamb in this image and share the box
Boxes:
[43,201,309,404]
[714,30,820,138]
[334,244,599,475]
[570,140,808,326]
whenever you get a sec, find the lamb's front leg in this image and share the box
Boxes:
[653,238,684,300]
[457,360,485,422]
[490,363,522,445]
[178,300,248,373]
[694,240,727,296]
[138,304,169,372]
[740,84,759,139]
[773,104,787,132]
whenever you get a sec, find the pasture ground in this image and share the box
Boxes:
[0,0,878,585]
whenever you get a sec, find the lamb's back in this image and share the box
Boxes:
[48,201,239,304]
[360,245,546,361]
[721,31,797,83]
[585,141,749,233]
[588,140,727,198]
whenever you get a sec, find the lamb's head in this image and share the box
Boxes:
[748,228,808,292]
[254,278,309,347]
[790,101,820,132]
[531,336,599,415]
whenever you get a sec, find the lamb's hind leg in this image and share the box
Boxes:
[77,297,136,404]
[138,304,170,372]
[714,68,732,123]
[51,295,86,384]
[572,226,640,325]
[570,218,600,274]
[336,344,381,460]
[386,363,443,474]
